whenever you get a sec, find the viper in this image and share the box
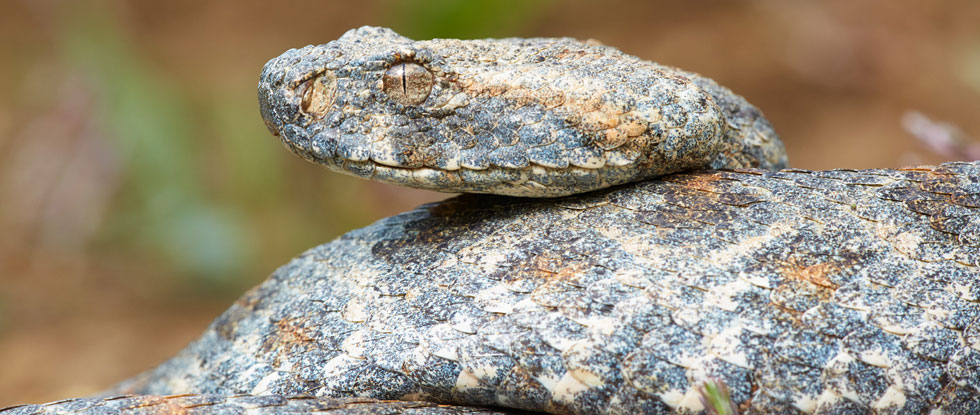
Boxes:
[5,26,979,415]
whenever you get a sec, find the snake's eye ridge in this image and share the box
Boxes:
[383,62,433,105]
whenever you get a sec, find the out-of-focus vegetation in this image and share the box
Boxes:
[0,0,977,405]
[387,0,552,39]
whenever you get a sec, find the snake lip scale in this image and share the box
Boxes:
[6,26,980,415]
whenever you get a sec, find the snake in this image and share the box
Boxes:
[5,26,979,415]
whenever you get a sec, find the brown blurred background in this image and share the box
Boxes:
[1,0,978,406]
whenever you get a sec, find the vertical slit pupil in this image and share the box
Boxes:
[400,63,407,93]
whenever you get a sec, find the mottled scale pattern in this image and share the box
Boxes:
[0,395,516,414]
[258,26,787,196]
[96,162,979,414]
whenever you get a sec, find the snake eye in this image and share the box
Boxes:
[383,62,433,105]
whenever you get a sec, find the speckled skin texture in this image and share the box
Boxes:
[7,28,980,415]
[107,162,980,414]
[0,395,516,415]
[258,26,787,197]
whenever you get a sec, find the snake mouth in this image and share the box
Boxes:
[319,158,653,197]
[275,130,656,197]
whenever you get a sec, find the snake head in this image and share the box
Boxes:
[259,26,780,197]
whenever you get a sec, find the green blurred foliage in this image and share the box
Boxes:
[383,0,552,38]
[698,379,738,415]
[59,6,253,285]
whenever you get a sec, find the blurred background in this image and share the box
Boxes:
[1,0,978,405]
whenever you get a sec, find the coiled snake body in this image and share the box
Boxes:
[6,26,980,415]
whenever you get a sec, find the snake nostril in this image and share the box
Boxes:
[298,71,338,119]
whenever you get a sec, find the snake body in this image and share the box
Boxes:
[6,26,980,415]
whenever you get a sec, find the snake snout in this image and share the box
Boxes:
[258,54,293,139]
[258,47,338,156]
[257,84,281,138]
